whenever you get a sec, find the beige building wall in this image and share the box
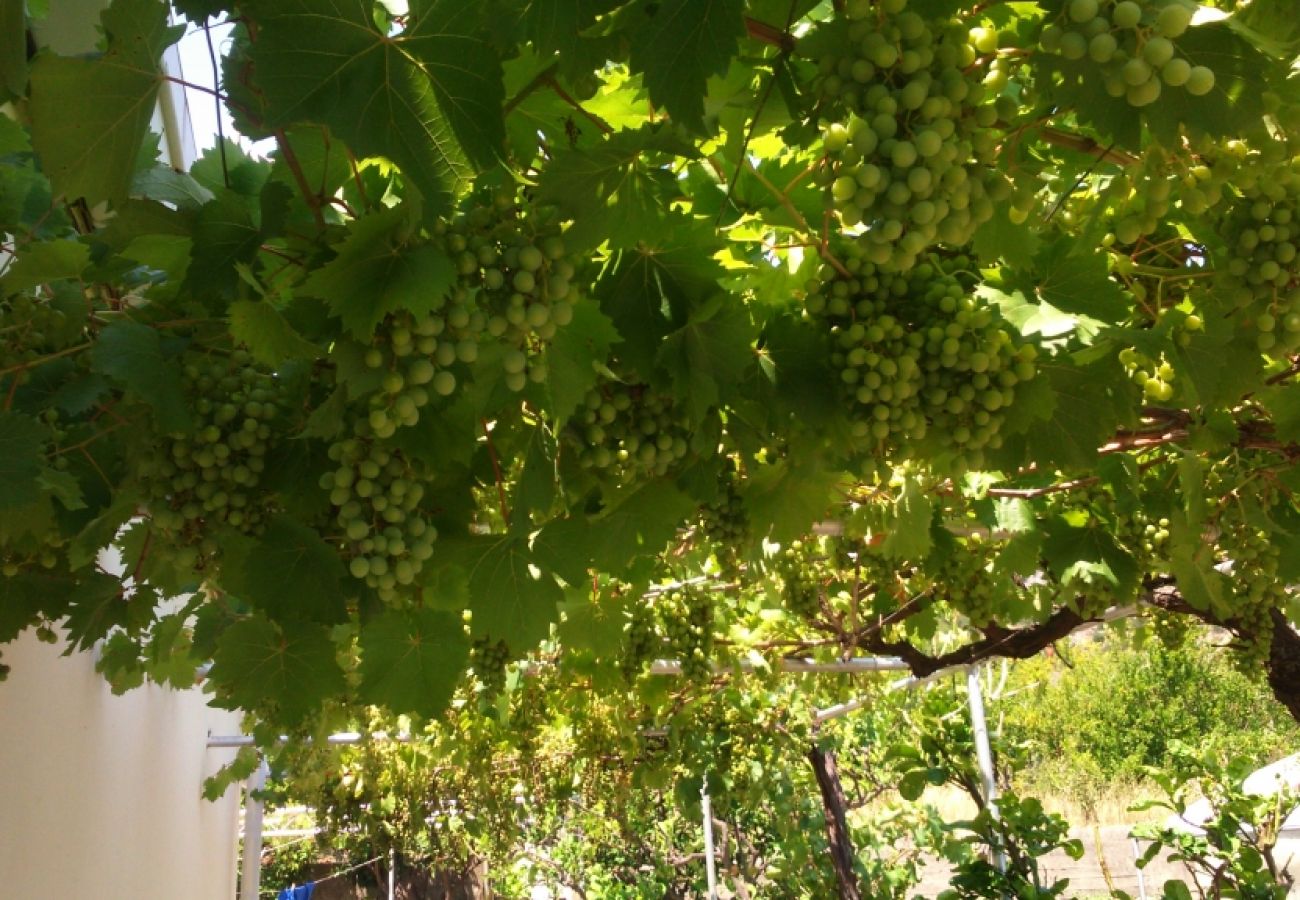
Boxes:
[0,628,245,900]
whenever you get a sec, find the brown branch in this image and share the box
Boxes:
[543,75,613,135]
[745,16,796,53]
[274,129,327,229]
[1037,125,1139,166]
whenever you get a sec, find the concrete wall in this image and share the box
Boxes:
[0,628,245,900]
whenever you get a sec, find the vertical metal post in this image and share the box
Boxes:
[388,847,396,900]
[701,781,718,899]
[1131,838,1148,900]
[967,665,1006,873]
[240,757,270,900]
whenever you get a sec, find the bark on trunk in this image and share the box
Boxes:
[807,744,862,900]
[1267,608,1300,724]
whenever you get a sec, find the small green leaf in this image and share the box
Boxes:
[91,320,192,434]
[0,239,89,292]
[300,206,456,338]
[0,412,47,511]
[358,608,468,718]
[229,300,322,366]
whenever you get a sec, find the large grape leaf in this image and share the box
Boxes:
[0,239,88,293]
[1041,518,1139,599]
[441,534,562,649]
[90,321,192,435]
[533,125,695,249]
[656,294,756,422]
[208,615,345,723]
[0,413,47,511]
[299,206,456,339]
[744,457,848,544]
[28,0,182,206]
[247,0,505,213]
[1020,238,1131,324]
[626,0,746,133]
[358,608,468,718]
[225,515,349,625]
[518,0,626,57]
[533,480,696,584]
[880,478,935,562]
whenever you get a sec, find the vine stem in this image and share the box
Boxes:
[482,418,511,526]
[0,341,93,378]
[274,129,327,230]
[543,75,613,135]
[741,157,852,278]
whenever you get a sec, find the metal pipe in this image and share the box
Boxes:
[966,665,1005,874]
[647,656,908,676]
[239,758,269,900]
[388,848,396,900]
[701,781,718,899]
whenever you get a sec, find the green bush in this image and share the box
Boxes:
[996,631,1298,810]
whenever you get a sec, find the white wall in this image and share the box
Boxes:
[0,628,245,900]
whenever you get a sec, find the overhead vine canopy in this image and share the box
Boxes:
[3,0,1300,744]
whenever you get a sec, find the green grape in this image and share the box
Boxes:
[1185,65,1215,96]
[328,424,436,603]
[698,461,750,568]
[563,376,695,480]
[135,350,287,568]
[774,541,822,622]
[929,535,1006,628]
[658,584,715,681]
[802,248,1034,468]
[815,2,1011,269]
[471,637,511,698]
[621,598,659,682]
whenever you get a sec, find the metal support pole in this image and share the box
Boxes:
[966,665,1005,873]
[701,781,718,899]
[240,757,270,900]
[388,847,396,900]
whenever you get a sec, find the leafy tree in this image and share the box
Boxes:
[3,0,1300,830]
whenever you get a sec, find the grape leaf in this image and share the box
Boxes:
[544,300,622,424]
[67,495,138,569]
[518,0,626,57]
[441,534,562,649]
[358,608,468,718]
[533,125,694,248]
[1041,519,1138,599]
[0,0,26,98]
[208,615,345,723]
[1020,238,1131,324]
[226,515,349,625]
[229,300,322,366]
[627,0,746,133]
[533,480,696,584]
[0,239,89,292]
[63,574,151,651]
[744,458,847,544]
[247,0,505,213]
[880,478,934,561]
[299,206,456,339]
[181,190,261,299]
[656,294,756,422]
[91,320,192,434]
[28,0,182,205]
[0,412,47,511]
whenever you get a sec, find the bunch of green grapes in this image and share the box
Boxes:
[928,535,1005,628]
[0,410,71,576]
[1207,147,1300,356]
[659,584,715,680]
[621,600,659,682]
[0,292,86,375]
[353,189,583,437]
[471,637,511,698]
[805,252,1036,468]
[698,461,750,563]
[1150,607,1192,649]
[322,430,437,603]
[563,379,692,478]
[773,540,823,622]
[1040,0,1214,108]
[135,350,286,564]
[814,0,1011,269]
[1117,346,1179,402]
